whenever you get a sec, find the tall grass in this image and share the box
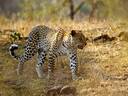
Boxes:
[0,18,128,96]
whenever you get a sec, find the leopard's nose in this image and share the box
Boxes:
[86,38,89,41]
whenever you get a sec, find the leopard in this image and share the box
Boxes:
[9,25,88,80]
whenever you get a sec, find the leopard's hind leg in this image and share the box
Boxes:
[17,43,37,75]
[36,48,47,78]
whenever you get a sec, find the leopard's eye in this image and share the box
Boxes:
[79,38,82,41]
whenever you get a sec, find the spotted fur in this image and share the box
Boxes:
[9,25,88,80]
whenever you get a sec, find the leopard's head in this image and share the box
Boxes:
[70,30,88,49]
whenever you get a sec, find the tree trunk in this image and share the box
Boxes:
[69,0,74,20]
[89,0,97,22]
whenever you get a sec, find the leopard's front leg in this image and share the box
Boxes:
[47,28,64,80]
[68,49,78,80]
[48,50,57,80]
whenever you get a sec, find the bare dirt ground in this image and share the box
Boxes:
[0,21,128,96]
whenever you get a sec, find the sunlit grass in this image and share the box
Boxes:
[0,19,128,96]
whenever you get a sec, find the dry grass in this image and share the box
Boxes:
[0,19,128,96]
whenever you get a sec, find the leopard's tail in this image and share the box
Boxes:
[9,44,19,60]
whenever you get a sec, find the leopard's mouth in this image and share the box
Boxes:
[78,43,87,49]
[78,45,84,49]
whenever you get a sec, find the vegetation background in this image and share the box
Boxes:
[0,0,128,96]
[0,0,128,21]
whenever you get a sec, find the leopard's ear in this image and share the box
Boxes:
[71,30,76,36]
